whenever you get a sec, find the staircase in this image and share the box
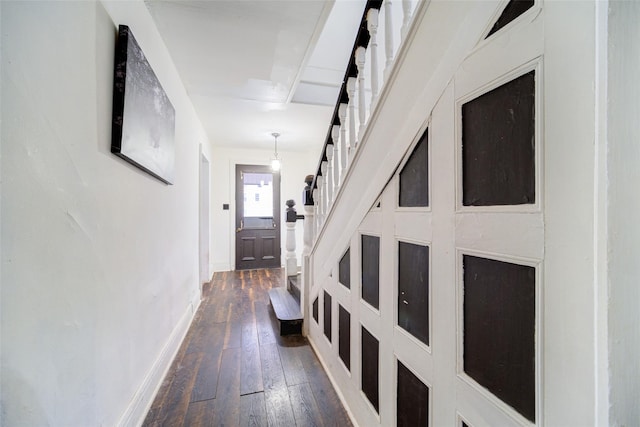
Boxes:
[268,276,303,335]
[268,198,306,336]
[288,273,301,304]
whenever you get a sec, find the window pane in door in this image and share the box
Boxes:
[243,172,274,227]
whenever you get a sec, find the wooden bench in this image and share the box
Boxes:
[268,287,303,336]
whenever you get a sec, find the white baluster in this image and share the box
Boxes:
[312,187,319,237]
[384,0,394,81]
[355,46,367,141]
[367,8,380,106]
[325,145,334,207]
[332,124,342,187]
[346,77,357,159]
[338,102,349,166]
[303,203,314,255]
[401,0,412,41]
[316,175,324,229]
[320,161,328,221]
[332,141,340,196]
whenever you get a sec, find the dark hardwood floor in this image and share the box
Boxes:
[143,269,352,427]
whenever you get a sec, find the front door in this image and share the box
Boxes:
[235,164,281,270]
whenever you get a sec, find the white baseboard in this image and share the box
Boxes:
[116,299,199,427]
[211,261,230,272]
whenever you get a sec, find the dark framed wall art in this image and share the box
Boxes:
[111,25,175,185]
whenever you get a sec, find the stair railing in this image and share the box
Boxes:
[300,0,420,333]
[309,0,418,239]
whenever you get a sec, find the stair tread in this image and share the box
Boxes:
[268,287,302,321]
[288,274,302,288]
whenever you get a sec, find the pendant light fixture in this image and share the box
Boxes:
[271,132,281,171]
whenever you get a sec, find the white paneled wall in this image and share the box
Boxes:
[305,1,619,426]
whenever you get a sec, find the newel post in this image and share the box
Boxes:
[285,200,298,279]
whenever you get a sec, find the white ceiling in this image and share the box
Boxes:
[145,0,366,153]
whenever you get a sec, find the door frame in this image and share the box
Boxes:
[232,162,282,270]
[199,148,210,286]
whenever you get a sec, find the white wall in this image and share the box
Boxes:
[607,1,640,424]
[210,146,316,272]
[0,3,3,425]
[1,1,211,425]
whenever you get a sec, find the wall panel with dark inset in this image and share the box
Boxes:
[339,248,351,289]
[399,127,429,207]
[397,361,429,427]
[361,235,380,309]
[486,0,535,38]
[463,255,536,422]
[462,70,535,206]
[361,326,379,412]
[339,305,351,371]
[313,297,319,323]
[398,241,430,346]
[324,291,332,342]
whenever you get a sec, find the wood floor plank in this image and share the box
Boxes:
[183,399,215,427]
[278,344,308,387]
[260,343,286,391]
[154,351,203,427]
[190,350,222,403]
[298,345,353,426]
[229,290,246,321]
[200,299,226,325]
[191,320,226,401]
[184,317,208,355]
[224,320,242,349]
[255,301,277,346]
[289,382,324,427]
[240,392,268,427]
[142,362,176,425]
[145,268,352,427]
[211,296,230,324]
[212,347,241,426]
[241,342,264,395]
[242,318,258,348]
[264,388,297,427]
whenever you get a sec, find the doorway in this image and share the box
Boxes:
[235,164,281,270]
[199,151,210,285]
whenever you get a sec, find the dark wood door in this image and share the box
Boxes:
[235,165,281,270]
